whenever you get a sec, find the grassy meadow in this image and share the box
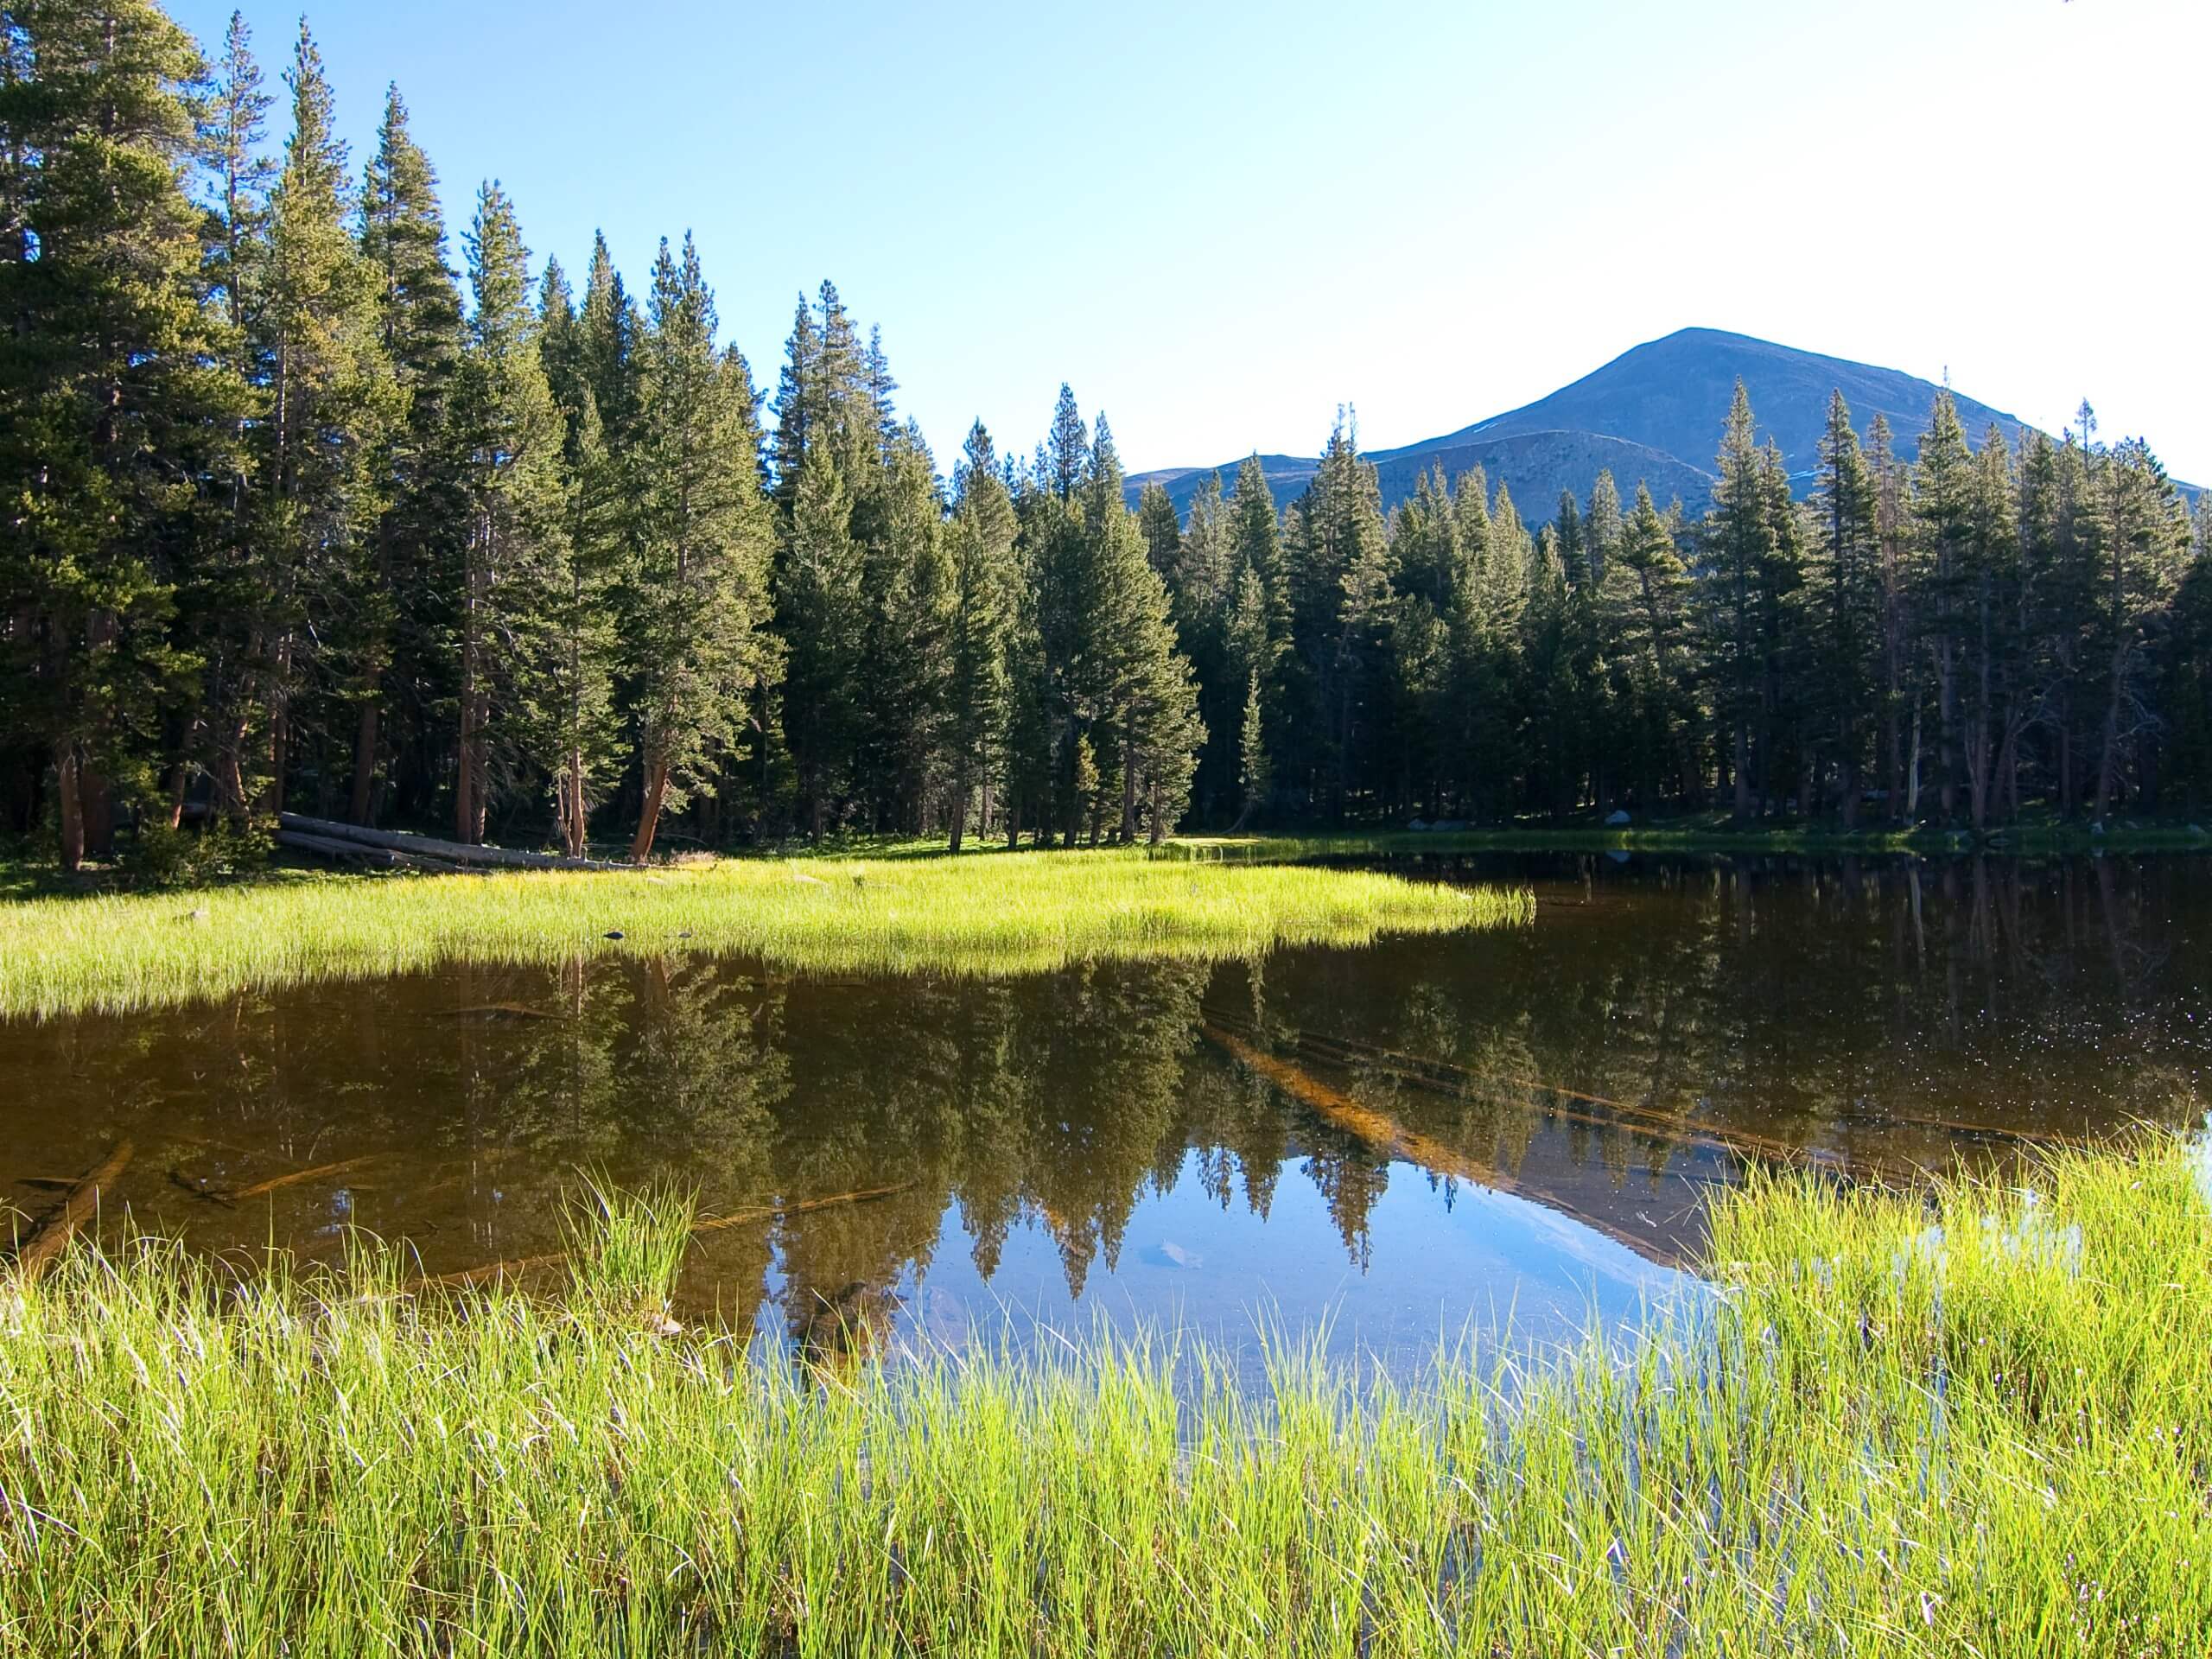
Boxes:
[3,1141,2208,1655]
[0,847,1525,1019]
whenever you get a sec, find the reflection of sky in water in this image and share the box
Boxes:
[764,1149,1694,1374]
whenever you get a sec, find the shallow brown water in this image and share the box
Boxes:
[3,853,2204,1366]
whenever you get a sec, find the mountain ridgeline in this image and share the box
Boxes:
[3,3,2210,874]
[1127,328,2044,522]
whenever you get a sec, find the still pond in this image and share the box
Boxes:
[4,852,2204,1370]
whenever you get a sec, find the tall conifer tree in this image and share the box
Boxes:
[622,235,778,859]
[450,181,567,843]
[351,83,462,824]
[0,0,242,864]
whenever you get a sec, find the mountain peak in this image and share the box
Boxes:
[1127,330,2052,523]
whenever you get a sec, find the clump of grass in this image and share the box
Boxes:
[561,1176,696,1325]
[3,1140,2208,1653]
[0,848,1528,1019]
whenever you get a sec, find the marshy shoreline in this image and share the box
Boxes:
[3,1141,2204,1655]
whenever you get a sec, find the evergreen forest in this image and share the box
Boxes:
[6,2,2209,873]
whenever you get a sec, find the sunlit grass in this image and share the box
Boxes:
[3,1140,2206,1654]
[0,848,1525,1018]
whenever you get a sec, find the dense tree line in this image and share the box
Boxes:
[1184,387,2209,834]
[3,3,2207,872]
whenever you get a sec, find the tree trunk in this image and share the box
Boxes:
[215,715,251,823]
[1906,708,1923,818]
[556,749,588,859]
[1119,734,1137,844]
[948,759,969,853]
[454,706,475,846]
[2093,651,2127,822]
[1996,721,2021,826]
[632,756,669,862]
[1935,639,1956,823]
[79,763,114,858]
[349,701,380,826]
[1966,705,1990,835]
[267,702,288,815]
[54,746,85,873]
[2057,689,2075,816]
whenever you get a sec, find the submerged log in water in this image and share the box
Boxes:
[223,1157,383,1202]
[1200,1007,1945,1182]
[1202,1025,1692,1267]
[6,1140,134,1282]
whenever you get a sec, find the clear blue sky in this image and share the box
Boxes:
[173,0,2211,483]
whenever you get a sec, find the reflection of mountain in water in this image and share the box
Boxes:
[2,854,2202,1358]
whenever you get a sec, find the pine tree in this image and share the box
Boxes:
[1867,413,1916,815]
[1808,391,1879,823]
[450,181,568,843]
[351,82,463,825]
[1085,423,1201,842]
[1698,381,1776,815]
[251,22,397,817]
[1911,391,1976,823]
[1958,426,2018,830]
[2164,498,2212,813]
[1046,384,1087,500]
[576,232,641,443]
[622,235,778,859]
[1285,413,1389,817]
[1235,670,1270,829]
[1136,481,1180,582]
[1451,479,1530,815]
[1755,440,1810,814]
[946,422,1015,849]
[865,428,954,830]
[777,443,867,839]
[1584,471,1623,584]
[863,324,899,457]
[1520,524,1578,814]
[1605,484,1697,804]
[0,0,242,866]
[2084,434,2189,818]
[537,263,621,857]
[1385,468,1458,812]
[170,9,269,835]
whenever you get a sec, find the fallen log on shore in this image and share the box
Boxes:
[275,828,477,874]
[276,813,628,873]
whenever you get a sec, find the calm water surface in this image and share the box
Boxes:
[4,853,2204,1370]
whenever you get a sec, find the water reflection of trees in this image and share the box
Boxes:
[6,853,2202,1339]
[1257,853,2209,1167]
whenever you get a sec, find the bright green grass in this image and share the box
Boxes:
[0,849,1524,1018]
[3,1141,2207,1655]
